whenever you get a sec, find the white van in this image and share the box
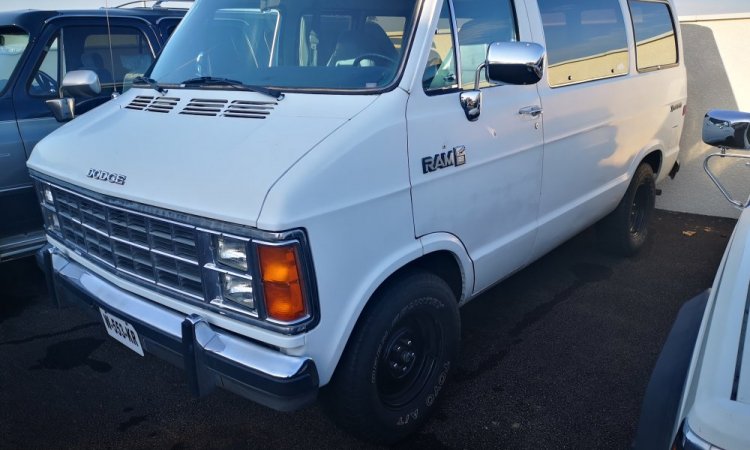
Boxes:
[30,0,686,442]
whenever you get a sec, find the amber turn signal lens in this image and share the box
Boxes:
[258,244,306,322]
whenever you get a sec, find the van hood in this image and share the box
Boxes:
[27,88,377,228]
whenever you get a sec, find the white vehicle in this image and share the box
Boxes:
[634,110,750,450]
[30,0,686,442]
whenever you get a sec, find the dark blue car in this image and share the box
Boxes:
[0,5,185,261]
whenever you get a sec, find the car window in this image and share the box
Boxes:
[422,0,458,93]
[29,26,155,98]
[629,0,678,71]
[151,0,421,91]
[0,27,30,95]
[63,25,155,95]
[422,0,519,93]
[453,0,518,89]
[539,0,629,87]
[29,35,60,97]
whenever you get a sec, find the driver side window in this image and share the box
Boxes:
[423,0,519,93]
[29,36,60,97]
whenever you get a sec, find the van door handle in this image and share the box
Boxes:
[519,106,543,117]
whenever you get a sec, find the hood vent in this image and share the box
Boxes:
[180,99,276,119]
[125,96,276,119]
[180,99,227,117]
[222,100,275,119]
[125,95,180,113]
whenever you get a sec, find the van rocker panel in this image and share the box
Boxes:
[37,245,318,411]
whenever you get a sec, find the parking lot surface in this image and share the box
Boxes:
[0,210,736,449]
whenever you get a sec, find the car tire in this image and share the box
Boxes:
[324,270,460,444]
[599,163,656,256]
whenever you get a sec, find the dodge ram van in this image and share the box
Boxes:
[31,0,686,442]
[0,5,185,262]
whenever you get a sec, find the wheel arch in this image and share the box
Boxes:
[641,149,663,177]
[631,144,664,179]
[324,233,473,385]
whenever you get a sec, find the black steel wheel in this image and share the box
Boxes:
[599,163,656,256]
[323,270,460,444]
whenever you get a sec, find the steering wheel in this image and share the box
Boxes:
[33,70,58,95]
[352,53,397,67]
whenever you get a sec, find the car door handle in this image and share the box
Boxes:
[519,106,543,117]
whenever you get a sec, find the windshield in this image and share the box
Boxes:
[0,27,30,95]
[149,0,420,92]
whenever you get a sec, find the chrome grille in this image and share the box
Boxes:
[51,186,203,299]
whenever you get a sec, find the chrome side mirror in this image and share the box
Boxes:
[702,110,750,209]
[460,41,545,122]
[61,70,101,98]
[459,62,488,122]
[46,70,102,122]
[459,90,481,122]
[703,109,750,150]
[487,41,545,86]
[45,98,76,122]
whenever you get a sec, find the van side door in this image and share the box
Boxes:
[406,0,544,294]
[13,17,159,159]
[525,0,638,259]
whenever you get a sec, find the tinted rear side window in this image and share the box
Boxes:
[538,0,629,87]
[629,0,678,71]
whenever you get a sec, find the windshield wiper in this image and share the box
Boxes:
[179,76,283,101]
[132,76,166,94]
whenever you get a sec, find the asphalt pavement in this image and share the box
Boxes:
[0,210,737,449]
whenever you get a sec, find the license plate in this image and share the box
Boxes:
[100,308,144,356]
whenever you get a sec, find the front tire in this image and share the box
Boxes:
[599,163,656,256]
[324,271,460,444]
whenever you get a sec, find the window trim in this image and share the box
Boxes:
[627,0,680,73]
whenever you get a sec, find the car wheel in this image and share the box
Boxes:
[599,163,656,256]
[324,270,460,444]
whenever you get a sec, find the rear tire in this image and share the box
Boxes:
[599,163,656,256]
[324,271,460,444]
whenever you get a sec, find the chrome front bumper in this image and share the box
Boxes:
[37,245,318,412]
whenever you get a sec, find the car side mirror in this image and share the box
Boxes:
[45,70,102,122]
[61,70,101,98]
[45,98,76,122]
[486,41,545,86]
[702,110,750,209]
[460,42,545,122]
[703,109,750,150]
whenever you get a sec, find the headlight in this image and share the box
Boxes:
[214,234,248,271]
[205,237,312,325]
[42,185,55,205]
[43,208,61,232]
[37,182,60,233]
[221,273,255,309]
